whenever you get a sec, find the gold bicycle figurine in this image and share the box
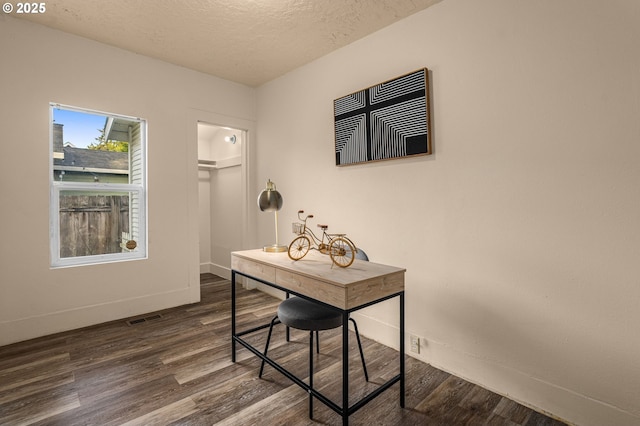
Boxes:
[288,210,357,268]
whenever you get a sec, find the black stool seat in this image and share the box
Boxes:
[277,297,342,331]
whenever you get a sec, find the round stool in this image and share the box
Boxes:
[277,297,342,330]
[259,296,369,419]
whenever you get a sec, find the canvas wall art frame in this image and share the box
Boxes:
[334,68,431,166]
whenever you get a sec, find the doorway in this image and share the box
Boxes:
[197,122,245,279]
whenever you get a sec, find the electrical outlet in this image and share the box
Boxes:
[410,334,420,354]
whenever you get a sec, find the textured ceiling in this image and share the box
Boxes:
[14,0,442,87]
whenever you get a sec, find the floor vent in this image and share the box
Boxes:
[126,313,163,326]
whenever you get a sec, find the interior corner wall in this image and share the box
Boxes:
[198,163,243,280]
[0,16,256,346]
[254,0,640,425]
[209,165,243,277]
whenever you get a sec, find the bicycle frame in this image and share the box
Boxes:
[289,210,356,267]
[296,213,348,251]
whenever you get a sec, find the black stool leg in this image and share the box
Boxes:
[315,330,320,353]
[349,318,369,382]
[259,316,279,378]
[309,330,314,419]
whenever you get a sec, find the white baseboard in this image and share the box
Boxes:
[202,262,257,289]
[349,311,639,426]
[199,262,231,280]
[0,287,197,347]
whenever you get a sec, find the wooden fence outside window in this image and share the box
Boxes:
[59,195,130,258]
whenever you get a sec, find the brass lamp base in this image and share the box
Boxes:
[264,244,287,253]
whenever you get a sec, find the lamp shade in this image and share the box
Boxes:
[258,179,283,212]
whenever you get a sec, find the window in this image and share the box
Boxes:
[50,104,147,267]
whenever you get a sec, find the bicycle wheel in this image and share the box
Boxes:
[329,236,355,268]
[288,236,311,261]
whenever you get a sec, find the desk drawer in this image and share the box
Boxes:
[232,257,276,283]
[276,269,345,308]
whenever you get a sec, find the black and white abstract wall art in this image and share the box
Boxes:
[334,68,431,166]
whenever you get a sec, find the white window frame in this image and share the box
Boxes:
[49,103,148,268]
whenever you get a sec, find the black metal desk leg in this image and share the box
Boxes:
[231,270,237,363]
[309,330,314,418]
[285,292,290,342]
[342,311,349,425]
[400,291,405,408]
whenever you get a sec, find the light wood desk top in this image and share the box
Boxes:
[231,249,405,310]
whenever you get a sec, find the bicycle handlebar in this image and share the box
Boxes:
[297,210,314,221]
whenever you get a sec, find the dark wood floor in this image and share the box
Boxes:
[0,274,567,426]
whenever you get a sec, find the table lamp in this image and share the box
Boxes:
[257,179,287,252]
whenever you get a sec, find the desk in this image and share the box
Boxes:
[231,249,405,425]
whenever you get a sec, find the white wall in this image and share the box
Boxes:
[198,174,212,269]
[210,164,243,274]
[255,0,640,424]
[0,16,255,345]
[198,125,213,269]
